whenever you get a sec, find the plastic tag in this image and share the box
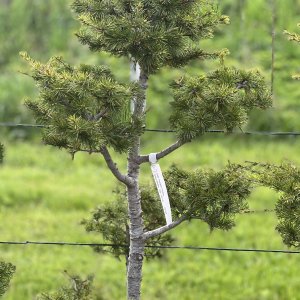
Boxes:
[130,61,142,113]
[149,153,172,225]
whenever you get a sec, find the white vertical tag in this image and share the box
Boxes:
[130,61,141,81]
[149,153,172,225]
[130,60,142,113]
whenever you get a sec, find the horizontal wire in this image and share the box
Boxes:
[0,123,46,128]
[0,240,298,254]
[1,122,300,136]
[145,128,300,136]
[239,208,275,214]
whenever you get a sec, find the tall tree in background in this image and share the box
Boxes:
[21,1,272,299]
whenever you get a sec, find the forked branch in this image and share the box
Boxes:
[138,140,187,164]
[100,146,134,186]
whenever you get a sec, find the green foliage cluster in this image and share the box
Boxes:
[0,261,15,297]
[170,67,272,141]
[83,163,253,256]
[82,188,174,259]
[37,273,94,300]
[72,0,229,74]
[20,1,275,155]
[21,53,144,154]
[165,164,252,231]
[83,159,300,251]
[249,162,300,247]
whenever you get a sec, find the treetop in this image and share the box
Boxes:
[72,0,229,74]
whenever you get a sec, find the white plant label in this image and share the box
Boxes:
[149,153,172,225]
[130,60,141,81]
[130,60,142,113]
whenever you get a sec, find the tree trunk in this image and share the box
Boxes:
[126,68,148,300]
[126,183,145,300]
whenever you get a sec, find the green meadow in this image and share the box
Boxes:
[1,136,300,299]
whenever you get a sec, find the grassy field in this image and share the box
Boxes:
[1,135,300,299]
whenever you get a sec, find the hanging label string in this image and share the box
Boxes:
[149,153,172,225]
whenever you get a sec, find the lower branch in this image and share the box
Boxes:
[100,146,133,186]
[143,216,188,240]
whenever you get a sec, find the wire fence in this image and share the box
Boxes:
[145,129,300,136]
[0,240,298,254]
[0,208,280,255]
[240,208,274,214]
[0,123,45,128]
[1,122,300,137]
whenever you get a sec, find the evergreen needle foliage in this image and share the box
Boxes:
[170,67,272,141]
[165,164,252,230]
[37,273,94,300]
[0,261,16,297]
[72,0,229,75]
[83,159,300,251]
[20,52,144,154]
[83,163,252,252]
[82,188,174,259]
[248,162,300,248]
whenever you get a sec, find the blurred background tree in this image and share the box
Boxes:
[0,261,15,297]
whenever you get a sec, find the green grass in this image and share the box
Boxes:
[1,136,300,299]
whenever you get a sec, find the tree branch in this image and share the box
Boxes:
[143,216,188,240]
[100,146,134,186]
[84,108,108,121]
[93,109,108,121]
[138,140,187,164]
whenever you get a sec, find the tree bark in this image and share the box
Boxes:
[126,67,148,300]
[126,183,145,300]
